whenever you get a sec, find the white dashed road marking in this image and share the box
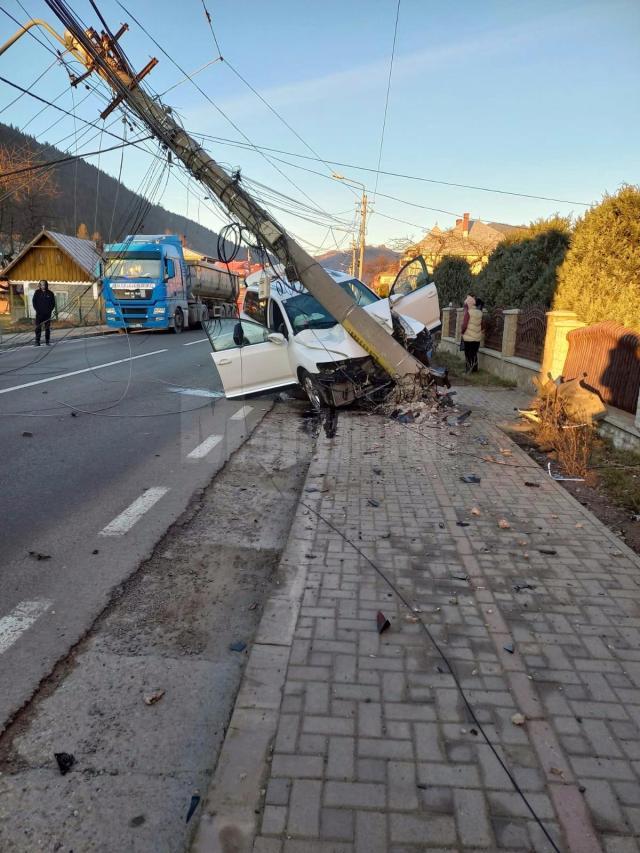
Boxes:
[183,338,208,346]
[230,405,253,421]
[99,487,170,536]
[0,349,168,395]
[187,435,223,459]
[0,599,53,655]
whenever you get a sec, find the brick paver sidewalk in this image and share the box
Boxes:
[194,394,640,853]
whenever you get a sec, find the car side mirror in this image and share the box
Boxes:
[267,332,286,345]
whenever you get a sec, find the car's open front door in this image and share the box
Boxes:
[204,318,296,397]
[388,256,440,330]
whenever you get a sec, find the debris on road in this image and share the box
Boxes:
[185,795,201,824]
[548,462,585,482]
[28,550,50,561]
[471,507,482,516]
[498,519,511,529]
[503,642,515,654]
[460,474,481,484]
[22,431,33,437]
[511,713,526,726]
[451,573,468,582]
[513,582,536,592]
[367,498,380,507]
[456,521,470,527]
[229,641,247,652]
[539,547,558,555]
[376,611,391,634]
[143,690,165,706]
[54,752,76,775]
[524,481,541,488]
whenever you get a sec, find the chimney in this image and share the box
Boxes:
[462,212,470,238]
[455,218,462,228]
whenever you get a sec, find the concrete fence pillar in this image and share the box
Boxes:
[441,307,453,338]
[501,309,520,358]
[455,308,465,342]
[540,310,586,381]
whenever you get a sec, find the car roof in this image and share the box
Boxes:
[245,269,367,302]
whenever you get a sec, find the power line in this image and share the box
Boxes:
[374,0,401,200]
[194,132,592,207]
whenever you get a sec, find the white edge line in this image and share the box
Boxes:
[0,349,168,395]
[187,434,223,459]
[0,599,53,655]
[183,338,208,346]
[230,405,254,421]
[99,487,170,536]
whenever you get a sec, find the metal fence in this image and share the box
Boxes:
[564,321,640,414]
[515,305,547,362]
[483,308,504,351]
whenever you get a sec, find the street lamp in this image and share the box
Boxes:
[332,173,368,281]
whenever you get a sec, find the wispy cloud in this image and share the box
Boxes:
[183,12,572,127]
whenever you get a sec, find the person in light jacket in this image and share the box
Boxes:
[32,280,57,346]
[461,294,484,373]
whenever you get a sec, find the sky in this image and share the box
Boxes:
[1,0,639,256]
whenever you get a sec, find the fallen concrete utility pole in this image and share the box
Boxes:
[2,4,428,392]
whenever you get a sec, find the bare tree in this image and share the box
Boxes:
[0,145,59,258]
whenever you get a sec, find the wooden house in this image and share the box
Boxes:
[0,229,102,323]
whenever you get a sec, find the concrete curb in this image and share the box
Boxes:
[191,447,321,853]
[0,327,116,350]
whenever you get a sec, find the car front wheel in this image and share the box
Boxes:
[300,371,325,411]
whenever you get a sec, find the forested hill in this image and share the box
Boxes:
[0,122,227,257]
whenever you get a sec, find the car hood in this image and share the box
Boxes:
[294,300,393,361]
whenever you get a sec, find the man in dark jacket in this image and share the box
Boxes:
[32,280,56,346]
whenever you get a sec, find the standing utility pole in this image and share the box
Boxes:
[1,8,428,387]
[357,190,368,281]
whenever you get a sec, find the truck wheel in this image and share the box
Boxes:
[300,371,325,411]
[172,308,184,334]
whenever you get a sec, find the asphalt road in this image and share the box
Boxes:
[0,328,270,731]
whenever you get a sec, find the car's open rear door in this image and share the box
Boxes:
[388,256,440,330]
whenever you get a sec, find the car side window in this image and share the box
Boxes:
[391,256,431,297]
[205,318,270,351]
[270,300,288,338]
[244,290,267,325]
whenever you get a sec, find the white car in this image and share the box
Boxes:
[204,256,444,408]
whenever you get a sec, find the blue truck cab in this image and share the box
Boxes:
[101,234,190,332]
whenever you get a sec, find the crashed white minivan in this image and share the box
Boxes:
[204,256,444,408]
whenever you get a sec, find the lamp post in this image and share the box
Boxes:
[332,173,368,281]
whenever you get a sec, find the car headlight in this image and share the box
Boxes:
[397,314,416,339]
[153,306,166,315]
[106,307,116,314]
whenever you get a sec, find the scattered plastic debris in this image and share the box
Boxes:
[92,549,99,555]
[511,713,526,726]
[22,431,33,438]
[547,462,585,482]
[376,611,391,634]
[513,582,536,592]
[229,641,247,652]
[539,548,557,556]
[129,815,146,827]
[404,613,419,624]
[144,690,165,706]
[550,766,565,779]
[367,498,380,507]
[524,481,540,488]
[185,795,201,823]
[28,551,50,561]
[503,642,515,654]
[54,752,75,775]
[248,602,258,611]
[471,507,482,517]
[451,573,468,582]
[460,474,481,484]
[498,519,511,529]
[456,521,470,527]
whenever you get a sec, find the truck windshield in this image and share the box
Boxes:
[104,259,161,279]
[283,278,378,333]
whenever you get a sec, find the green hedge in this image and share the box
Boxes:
[433,256,473,308]
[553,185,640,332]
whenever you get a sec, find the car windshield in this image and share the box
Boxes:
[104,259,161,279]
[283,278,378,333]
